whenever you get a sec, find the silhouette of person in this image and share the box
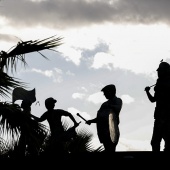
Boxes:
[31,97,79,155]
[86,84,123,152]
[17,99,47,157]
[16,100,32,157]
[145,61,170,152]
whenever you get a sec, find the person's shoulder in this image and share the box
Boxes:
[115,96,122,101]
[118,97,122,102]
[41,110,49,116]
[115,97,123,104]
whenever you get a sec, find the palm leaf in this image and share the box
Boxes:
[0,35,63,72]
[0,102,22,139]
[0,102,48,145]
[67,128,101,153]
[0,71,27,98]
[62,119,104,153]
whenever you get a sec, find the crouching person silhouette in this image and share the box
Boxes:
[31,97,80,156]
[86,84,123,152]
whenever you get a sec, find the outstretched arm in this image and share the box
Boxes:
[30,114,46,122]
[69,113,80,127]
[86,118,97,125]
[76,113,97,125]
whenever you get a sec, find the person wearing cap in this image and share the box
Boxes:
[31,97,79,155]
[145,61,170,152]
[86,84,123,152]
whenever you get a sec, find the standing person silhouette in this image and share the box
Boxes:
[17,99,33,157]
[12,87,47,157]
[145,61,170,152]
[86,84,123,152]
[17,99,47,157]
[31,97,79,155]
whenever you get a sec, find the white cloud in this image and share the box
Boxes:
[58,24,170,75]
[121,94,134,104]
[67,107,91,120]
[87,92,106,104]
[72,93,86,99]
[54,68,63,74]
[80,86,88,92]
[31,68,63,83]
[67,107,80,115]
[66,70,75,76]
[59,45,82,65]
[32,68,53,77]
[107,24,170,74]
[91,52,115,70]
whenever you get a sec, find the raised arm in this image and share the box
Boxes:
[145,86,156,103]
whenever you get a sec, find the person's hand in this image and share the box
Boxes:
[145,86,150,92]
[74,121,80,127]
[86,120,91,125]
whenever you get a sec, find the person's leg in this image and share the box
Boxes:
[163,121,170,152]
[103,140,117,152]
[16,133,27,157]
[151,120,163,151]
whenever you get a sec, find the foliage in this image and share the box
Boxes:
[0,35,63,99]
[0,35,103,158]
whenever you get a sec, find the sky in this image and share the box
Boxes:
[1,0,170,151]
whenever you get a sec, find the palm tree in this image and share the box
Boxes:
[0,35,103,158]
[0,35,63,157]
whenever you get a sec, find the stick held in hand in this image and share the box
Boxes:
[77,113,87,122]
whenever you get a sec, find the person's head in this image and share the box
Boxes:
[156,61,170,78]
[45,97,57,110]
[101,84,116,99]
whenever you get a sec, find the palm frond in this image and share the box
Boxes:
[66,127,103,153]
[0,102,22,139]
[62,119,103,153]
[0,71,27,98]
[0,35,63,72]
[0,137,9,156]
[0,102,48,144]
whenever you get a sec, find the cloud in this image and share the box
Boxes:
[1,0,170,29]
[121,94,135,104]
[66,70,75,76]
[59,45,82,65]
[31,68,63,83]
[87,91,106,104]
[67,107,91,120]
[91,52,114,70]
[72,92,86,99]
[80,86,88,92]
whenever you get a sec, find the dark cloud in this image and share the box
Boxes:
[0,0,170,29]
[0,34,21,42]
